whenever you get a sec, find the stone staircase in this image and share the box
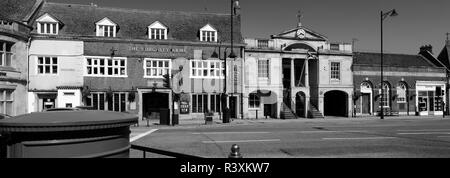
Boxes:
[308,103,324,118]
[280,102,297,119]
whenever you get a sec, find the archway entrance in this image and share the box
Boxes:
[295,92,306,117]
[324,90,348,117]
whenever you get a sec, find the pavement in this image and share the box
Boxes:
[130,115,449,130]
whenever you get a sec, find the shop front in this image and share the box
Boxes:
[416,81,446,116]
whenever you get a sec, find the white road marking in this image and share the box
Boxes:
[397,132,450,135]
[202,139,281,143]
[397,129,450,132]
[294,130,367,133]
[192,131,270,135]
[130,129,158,142]
[322,137,397,140]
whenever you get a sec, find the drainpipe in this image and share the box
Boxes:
[26,36,32,113]
[241,47,244,120]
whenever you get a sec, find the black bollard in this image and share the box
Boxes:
[228,144,243,158]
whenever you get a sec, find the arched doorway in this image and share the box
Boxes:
[296,92,306,117]
[360,81,373,115]
[396,82,408,114]
[324,90,348,117]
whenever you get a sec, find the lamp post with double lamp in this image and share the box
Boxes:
[211,0,238,123]
[380,9,398,119]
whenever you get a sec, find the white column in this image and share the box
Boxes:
[305,96,310,118]
[348,94,352,118]
[138,90,143,120]
[290,58,295,88]
[305,59,309,87]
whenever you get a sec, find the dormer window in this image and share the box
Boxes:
[96,17,117,37]
[148,21,167,40]
[36,13,60,35]
[200,24,217,42]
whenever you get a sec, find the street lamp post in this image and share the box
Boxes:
[211,1,238,123]
[380,9,398,120]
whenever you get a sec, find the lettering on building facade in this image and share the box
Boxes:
[129,46,186,53]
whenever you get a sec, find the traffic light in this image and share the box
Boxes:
[162,74,171,88]
[436,86,442,96]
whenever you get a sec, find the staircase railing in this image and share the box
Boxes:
[308,102,324,118]
[281,101,298,118]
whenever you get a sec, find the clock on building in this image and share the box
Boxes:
[296,29,305,38]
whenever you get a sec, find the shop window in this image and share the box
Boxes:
[210,94,221,112]
[192,94,208,113]
[0,90,13,115]
[111,92,126,112]
[0,41,13,67]
[89,92,106,110]
[37,56,58,74]
[144,58,171,78]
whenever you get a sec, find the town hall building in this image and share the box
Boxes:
[244,20,353,119]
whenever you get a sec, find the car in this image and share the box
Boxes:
[0,113,11,120]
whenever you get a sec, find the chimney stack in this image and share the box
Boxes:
[420,44,433,54]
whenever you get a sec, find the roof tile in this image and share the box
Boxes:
[33,2,243,43]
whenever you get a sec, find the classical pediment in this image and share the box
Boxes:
[271,26,327,41]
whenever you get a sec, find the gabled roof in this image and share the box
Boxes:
[32,2,243,43]
[148,21,167,29]
[95,17,117,26]
[353,52,437,68]
[0,0,42,23]
[271,26,328,41]
[419,50,448,72]
[36,13,64,27]
[437,43,450,70]
[200,24,217,32]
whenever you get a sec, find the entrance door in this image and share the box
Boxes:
[264,104,271,118]
[296,92,306,117]
[229,96,237,118]
[142,92,169,120]
[361,93,370,114]
[428,91,435,115]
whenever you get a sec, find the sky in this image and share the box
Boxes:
[47,0,450,55]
